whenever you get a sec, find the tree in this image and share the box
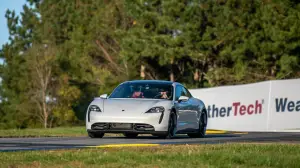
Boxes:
[35,0,135,121]
[25,44,57,128]
[121,0,190,82]
[0,3,41,128]
[202,0,300,85]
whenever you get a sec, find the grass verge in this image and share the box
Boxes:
[0,127,229,138]
[0,127,88,138]
[1,144,300,168]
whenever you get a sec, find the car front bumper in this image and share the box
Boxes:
[87,129,168,135]
[86,112,170,133]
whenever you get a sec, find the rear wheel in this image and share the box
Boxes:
[188,111,207,138]
[123,133,138,138]
[88,132,105,138]
[158,112,177,139]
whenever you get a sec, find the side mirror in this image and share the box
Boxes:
[178,96,189,102]
[100,94,108,99]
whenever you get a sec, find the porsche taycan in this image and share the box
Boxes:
[86,80,208,139]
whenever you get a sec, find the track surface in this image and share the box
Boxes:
[1,132,300,152]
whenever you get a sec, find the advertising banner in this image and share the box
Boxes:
[189,78,300,132]
[268,79,300,132]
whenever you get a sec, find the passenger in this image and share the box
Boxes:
[131,87,144,98]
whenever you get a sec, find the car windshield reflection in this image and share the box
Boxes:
[109,83,174,100]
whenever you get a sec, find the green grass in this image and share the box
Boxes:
[0,127,88,138]
[1,144,300,168]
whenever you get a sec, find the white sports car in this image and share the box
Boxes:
[86,80,208,139]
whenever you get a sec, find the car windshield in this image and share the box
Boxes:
[109,82,174,100]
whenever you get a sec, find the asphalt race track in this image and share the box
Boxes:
[1,132,300,152]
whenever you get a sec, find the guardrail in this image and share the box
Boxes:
[189,78,300,132]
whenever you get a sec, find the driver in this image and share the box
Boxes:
[159,88,170,99]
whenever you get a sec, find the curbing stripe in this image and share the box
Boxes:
[86,144,160,148]
[206,130,248,134]
[206,130,228,134]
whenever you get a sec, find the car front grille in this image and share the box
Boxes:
[91,123,155,131]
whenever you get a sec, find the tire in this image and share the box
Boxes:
[188,111,207,138]
[158,112,177,139]
[123,133,138,138]
[88,132,105,138]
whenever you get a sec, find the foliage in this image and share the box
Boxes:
[0,0,299,128]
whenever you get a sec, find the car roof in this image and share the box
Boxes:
[122,80,181,85]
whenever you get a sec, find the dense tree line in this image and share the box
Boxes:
[0,0,299,129]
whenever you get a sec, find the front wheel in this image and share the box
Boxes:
[158,112,177,139]
[188,111,207,138]
[88,132,105,138]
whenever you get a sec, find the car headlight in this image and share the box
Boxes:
[89,105,102,112]
[146,106,165,113]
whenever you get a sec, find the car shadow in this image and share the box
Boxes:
[103,134,241,140]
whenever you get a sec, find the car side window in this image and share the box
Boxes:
[175,85,190,100]
[184,87,193,98]
[175,85,180,100]
[175,85,183,100]
[181,87,188,97]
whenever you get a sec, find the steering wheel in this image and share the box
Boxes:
[153,93,162,99]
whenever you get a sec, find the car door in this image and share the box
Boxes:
[184,87,200,130]
[174,85,195,132]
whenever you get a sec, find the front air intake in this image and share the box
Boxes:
[91,123,109,130]
[134,124,155,131]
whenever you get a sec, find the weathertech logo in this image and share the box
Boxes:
[207,100,264,118]
[275,98,300,112]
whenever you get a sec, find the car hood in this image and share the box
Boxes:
[92,98,171,116]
